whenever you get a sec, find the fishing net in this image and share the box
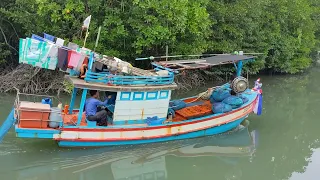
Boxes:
[212,102,232,113]
[237,94,249,104]
[222,96,244,108]
[170,100,187,110]
[211,88,231,102]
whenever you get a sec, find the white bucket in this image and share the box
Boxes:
[49,107,62,128]
[239,51,244,55]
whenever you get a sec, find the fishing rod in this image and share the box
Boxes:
[135,53,265,61]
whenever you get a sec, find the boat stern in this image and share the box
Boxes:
[15,125,60,139]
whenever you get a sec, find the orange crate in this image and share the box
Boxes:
[18,101,50,128]
[176,104,212,119]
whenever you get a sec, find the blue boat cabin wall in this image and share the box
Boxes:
[113,90,171,125]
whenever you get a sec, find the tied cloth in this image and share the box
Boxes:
[252,78,263,116]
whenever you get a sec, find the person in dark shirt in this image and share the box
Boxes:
[78,64,88,79]
[85,90,111,125]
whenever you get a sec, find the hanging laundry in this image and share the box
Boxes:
[56,38,65,46]
[68,51,82,68]
[35,42,53,69]
[19,38,26,64]
[83,56,88,65]
[68,42,79,50]
[31,34,44,42]
[44,33,55,42]
[94,61,104,71]
[24,38,48,66]
[46,45,59,70]
[57,48,68,71]
[75,55,86,71]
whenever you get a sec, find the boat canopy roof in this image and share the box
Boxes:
[203,55,255,64]
[65,75,178,92]
[155,55,255,70]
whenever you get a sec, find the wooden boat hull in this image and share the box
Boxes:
[57,116,248,147]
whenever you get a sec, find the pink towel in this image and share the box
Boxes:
[68,51,82,68]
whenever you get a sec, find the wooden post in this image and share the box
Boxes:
[94,26,101,51]
[83,28,89,48]
[165,45,168,61]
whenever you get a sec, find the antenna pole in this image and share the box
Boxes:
[165,45,168,61]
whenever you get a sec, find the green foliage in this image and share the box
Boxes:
[0,0,319,74]
[62,80,74,94]
[0,44,11,65]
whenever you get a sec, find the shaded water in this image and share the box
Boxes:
[1,67,320,180]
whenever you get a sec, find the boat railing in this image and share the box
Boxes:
[84,71,175,86]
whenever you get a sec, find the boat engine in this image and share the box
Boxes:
[231,76,249,94]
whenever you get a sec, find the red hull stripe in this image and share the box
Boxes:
[61,96,257,132]
[55,112,249,142]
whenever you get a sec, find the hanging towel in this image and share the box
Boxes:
[46,45,58,70]
[35,43,53,69]
[44,33,55,42]
[57,48,68,71]
[24,38,48,66]
[19,38,27,63]
[68,42,79,50]
[75,55,86,71]
[56,38,65,46]
[68,51,82,68]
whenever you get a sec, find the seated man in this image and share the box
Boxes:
[85,90,111,125]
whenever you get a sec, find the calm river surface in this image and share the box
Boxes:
[1,67,320,180]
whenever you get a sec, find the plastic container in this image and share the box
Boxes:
[19,101,50,128]
[49,107,62,128]
[41,98,52,107]
[63,105,69,114]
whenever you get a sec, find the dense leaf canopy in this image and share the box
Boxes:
[0,0,319,74]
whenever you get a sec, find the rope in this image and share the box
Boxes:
[188,86,221,104]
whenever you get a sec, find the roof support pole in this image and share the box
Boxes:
[68,87,78,114]
[77,89,88,126]
[236,60,243,77]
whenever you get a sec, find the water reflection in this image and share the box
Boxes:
[9,126,257,180]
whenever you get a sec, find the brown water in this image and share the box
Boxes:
[1,67,320,180]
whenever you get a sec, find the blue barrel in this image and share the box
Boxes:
[41,98,52,107]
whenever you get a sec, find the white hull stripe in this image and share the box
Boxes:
[54,102,254,141]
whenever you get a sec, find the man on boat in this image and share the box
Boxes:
[78,64,88,79]
[85,90,111,125]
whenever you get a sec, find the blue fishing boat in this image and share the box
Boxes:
[0,34,263,148]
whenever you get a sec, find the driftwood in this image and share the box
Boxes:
[174,69,227,93]
[0,64,67,95]
[0,65,228,95]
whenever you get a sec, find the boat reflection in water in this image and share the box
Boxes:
[15,126,258,180]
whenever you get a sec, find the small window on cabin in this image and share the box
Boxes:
[120,92,131,101]
[146,91,158,100]
[133,92,144,101]
[159,90,169,99]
